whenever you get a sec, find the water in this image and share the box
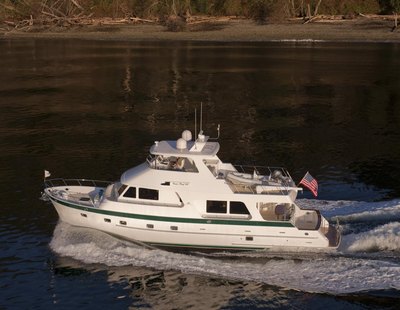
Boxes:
[1,38,400,309]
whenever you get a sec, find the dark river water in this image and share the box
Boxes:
[1,39,400,309]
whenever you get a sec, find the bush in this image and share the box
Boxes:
[249,0,273,24]
[379,0,400,13]
[319,0,380,15]
[165,14,186,31]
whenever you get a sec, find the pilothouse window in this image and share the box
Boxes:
[139,188,159,200]
[230,201,250,215]
[117,184,127,196]
[123,187,136,198]
[206,200,227,213]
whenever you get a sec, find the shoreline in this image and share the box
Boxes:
[1,18,400,43]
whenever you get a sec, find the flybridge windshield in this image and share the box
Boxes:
[146,154,199,173]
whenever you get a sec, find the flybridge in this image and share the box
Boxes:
[150,102,222,156]
[150,132,220,157]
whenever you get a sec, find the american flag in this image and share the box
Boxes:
[299,172,318,197]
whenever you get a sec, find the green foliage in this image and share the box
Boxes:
[165,15,186,31]
[207,0,248,16]
[0,0,42,19]
[392,0,400,12]
[0,0,398,22]
[248,0,273,24]
[383,0,400,12]
[318,0,380,15]
[89,0,116,17]
[280,0,380,17]
[190,0,208,14]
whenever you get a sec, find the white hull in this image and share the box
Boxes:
[47,187,339,251]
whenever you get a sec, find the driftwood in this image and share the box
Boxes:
[186,16,233,25]
[3,20,16,27]
[291,13,400,24]
[303,0,322,24]
[128,17,155,24]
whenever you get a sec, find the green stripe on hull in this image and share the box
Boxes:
[50,196,294,228]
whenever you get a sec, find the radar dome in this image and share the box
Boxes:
[176,138,187,150]
[182,130,192,141]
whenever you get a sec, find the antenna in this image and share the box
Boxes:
[210,124,221,140]
[194,108,197,139]
[200,102,203,134]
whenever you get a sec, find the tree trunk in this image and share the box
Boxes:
[314,0,322,16]
[307,3,311,20]
[392,11,398,32]
[172,0,177,16]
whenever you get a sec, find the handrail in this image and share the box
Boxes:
[44,178,112,189]
[227,181,297,196]
[233,164,293,180]
[228,164,296,195]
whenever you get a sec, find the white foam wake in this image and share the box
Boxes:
[50,222,400,295]
[297,198,400,222]
[342,222,400,252]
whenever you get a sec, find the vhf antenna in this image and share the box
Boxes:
[194,108,197,139]
[199,102,203,134]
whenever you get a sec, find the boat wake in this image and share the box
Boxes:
[50,199,400,295]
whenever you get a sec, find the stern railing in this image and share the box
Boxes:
[233,165,294,184]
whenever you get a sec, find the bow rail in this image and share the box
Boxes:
[44,178,112,189]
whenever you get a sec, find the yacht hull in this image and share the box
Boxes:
[47,190,339,251]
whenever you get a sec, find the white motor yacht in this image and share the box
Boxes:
[44,126,341,251]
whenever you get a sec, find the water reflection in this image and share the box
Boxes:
[50,256,298,309]
[0,40,400,202]
[2,38,400,310]
[49,244,400,310]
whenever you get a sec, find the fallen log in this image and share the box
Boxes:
[129,17,155,23]
[3,20,16,27]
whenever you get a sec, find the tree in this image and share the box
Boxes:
[390,0,400,31]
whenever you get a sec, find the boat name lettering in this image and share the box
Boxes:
[172,181,189,186]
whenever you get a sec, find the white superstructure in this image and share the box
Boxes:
[44,128,341,251]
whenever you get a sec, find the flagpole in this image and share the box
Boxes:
[44,170,51,180]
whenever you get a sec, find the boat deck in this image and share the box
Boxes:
[226,182,287,195]
[205,163,297,195]
[44,178,111,207]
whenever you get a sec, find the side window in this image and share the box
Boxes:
[206,200,227,213]
[139,188,159,200]
[230,201,250,215]
[123,187,136,198]
[117,184,127,196]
